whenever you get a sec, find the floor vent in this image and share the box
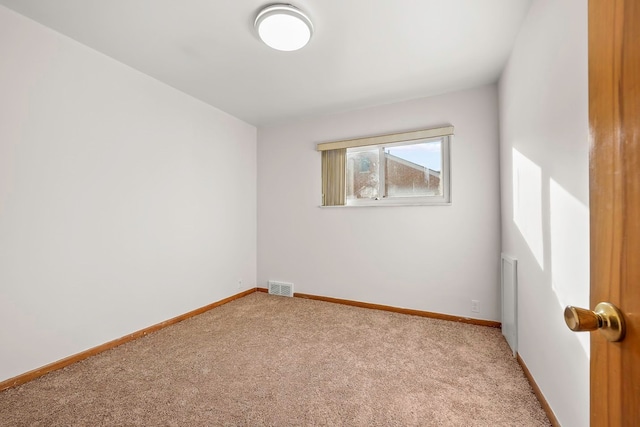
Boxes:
[268,281,294,297]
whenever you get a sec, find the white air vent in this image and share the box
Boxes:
[501,254,518,357]
[268,280,294,297]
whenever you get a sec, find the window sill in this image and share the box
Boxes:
[319,201,452,208]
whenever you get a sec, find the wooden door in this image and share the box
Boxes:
[589,0,640,425]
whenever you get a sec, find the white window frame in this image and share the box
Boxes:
[317,126,454,207]
[345,135,451,207]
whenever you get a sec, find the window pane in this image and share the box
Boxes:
[384,140,442,197]
[346,149,379,200]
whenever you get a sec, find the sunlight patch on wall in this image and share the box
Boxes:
[512,148,544,269]
[550,178,590,356]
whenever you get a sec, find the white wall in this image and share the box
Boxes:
[0,6,257,382]
[258,85,501,321]
[498,0,589,425]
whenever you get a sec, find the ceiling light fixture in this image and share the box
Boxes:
[254,4,313,52]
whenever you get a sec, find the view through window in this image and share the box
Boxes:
[346,139,445,203]
[318,127,453,207]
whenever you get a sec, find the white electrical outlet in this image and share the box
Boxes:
[471,300,480,313]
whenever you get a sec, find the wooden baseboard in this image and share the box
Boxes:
[517,353,560,427]
[1,287,500,392]
[0,288,257,393]
[257,288,500,328]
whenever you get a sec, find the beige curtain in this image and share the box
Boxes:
[321,149,346,206]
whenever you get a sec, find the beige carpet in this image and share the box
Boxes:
[0,292,550,426]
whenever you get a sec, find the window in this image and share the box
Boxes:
[318,126,452,206]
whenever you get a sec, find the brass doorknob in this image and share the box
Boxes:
[564,302,625,342]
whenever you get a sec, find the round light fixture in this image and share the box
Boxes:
[254,4,313,51]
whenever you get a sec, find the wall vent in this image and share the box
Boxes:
[501,254,518,357]
[268,280,294,297]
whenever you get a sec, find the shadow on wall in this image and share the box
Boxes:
[512,147,589,358]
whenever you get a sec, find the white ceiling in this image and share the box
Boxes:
[0,0,532,126]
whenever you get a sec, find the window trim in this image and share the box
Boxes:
[318,126,454,207]
[346,136,451,207]
[316,125,454,152]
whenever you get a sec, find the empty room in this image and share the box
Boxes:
[1,0,638,426]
